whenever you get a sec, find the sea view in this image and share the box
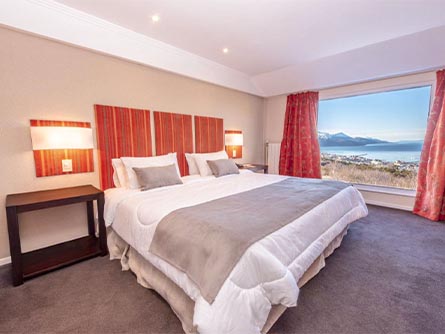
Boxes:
[317,86,430,189]
[320,141,423,163]
[319,138,423,189]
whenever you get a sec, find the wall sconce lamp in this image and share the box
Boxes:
[225,130,243,159]
[30,125,94,173]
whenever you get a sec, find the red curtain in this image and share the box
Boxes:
[413,69,445,221]
[279,91,321,178]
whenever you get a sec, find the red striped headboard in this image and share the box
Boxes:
[30,120,94,177]
[154,111,193,176]
[94,104,152,190]
[194,116,224,153]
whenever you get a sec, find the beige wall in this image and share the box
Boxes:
[264,95,287,144]
[0,27,265,260]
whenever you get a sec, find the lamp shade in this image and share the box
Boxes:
[225,130,243,159]
[224,133,243,146]
[30,126,94,150]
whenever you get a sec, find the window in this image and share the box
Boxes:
[318,86,431,189]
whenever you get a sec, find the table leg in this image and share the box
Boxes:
[6,207,23,286]
[86,201,95,236]
[97,193,108,256]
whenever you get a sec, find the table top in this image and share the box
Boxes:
[6,185,102,208]
[237,163,268,169]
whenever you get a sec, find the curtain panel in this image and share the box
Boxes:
[413,69,445,221]
[279,91,321,178]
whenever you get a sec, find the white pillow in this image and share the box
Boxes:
[120,153,180,189]
[112,169,120,188]
[193,150,229,177]
[185,153,199,175]
[111,158,127,188]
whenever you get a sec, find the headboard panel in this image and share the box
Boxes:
[154,111,193,176]
[194,116,224,153]
[95,104,152,190]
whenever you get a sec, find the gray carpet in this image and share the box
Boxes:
[0,205,444,334]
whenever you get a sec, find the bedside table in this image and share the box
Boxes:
[5,185,107,286]
[237,163,269,174]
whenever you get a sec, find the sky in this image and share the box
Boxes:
[318,85,431,141]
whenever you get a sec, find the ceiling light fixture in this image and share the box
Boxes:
[222,48,229,54]
[151,14,160,23]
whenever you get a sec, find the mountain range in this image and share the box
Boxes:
[318,132,388,147]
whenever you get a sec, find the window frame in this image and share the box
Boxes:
[319,72,436,103]
[317,71,436,193]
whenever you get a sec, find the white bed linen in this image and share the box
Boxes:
[105,171,368,334]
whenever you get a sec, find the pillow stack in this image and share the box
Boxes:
[207,159,240,177]
[111,150,242,190]
[133,164,182,191]
[112,153,182,190]
[185,150,240,177]
[185,150,229,176]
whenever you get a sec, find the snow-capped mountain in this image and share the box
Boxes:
[318,132,387,147]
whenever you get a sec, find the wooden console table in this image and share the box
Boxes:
[5,185,107,286]
[237,163,269,174]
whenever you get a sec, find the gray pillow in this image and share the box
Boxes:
[133,164,183,191]
[207,159,240,177]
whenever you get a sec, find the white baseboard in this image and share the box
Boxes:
[0,256,11,266]
[365,199,412,211]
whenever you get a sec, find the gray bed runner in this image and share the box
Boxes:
[149,177,349,304]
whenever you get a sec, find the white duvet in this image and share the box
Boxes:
[105,171,368,334]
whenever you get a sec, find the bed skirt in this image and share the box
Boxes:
[107,227,349,334]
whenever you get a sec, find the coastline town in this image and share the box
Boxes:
[321,152,419,171]
[320,152,419,189]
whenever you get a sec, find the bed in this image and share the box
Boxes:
[104,170,367,333]
[94,105,368,333]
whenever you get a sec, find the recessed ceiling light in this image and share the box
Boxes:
[222,48,229,54]
[151,14,160,23]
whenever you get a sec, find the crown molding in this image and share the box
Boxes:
[0,0,263,96]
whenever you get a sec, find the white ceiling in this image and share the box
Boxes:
[55,0,445,75]
[1,0,445,96]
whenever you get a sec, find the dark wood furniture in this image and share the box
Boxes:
[237,163,269,174]
[5,185,107,286]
